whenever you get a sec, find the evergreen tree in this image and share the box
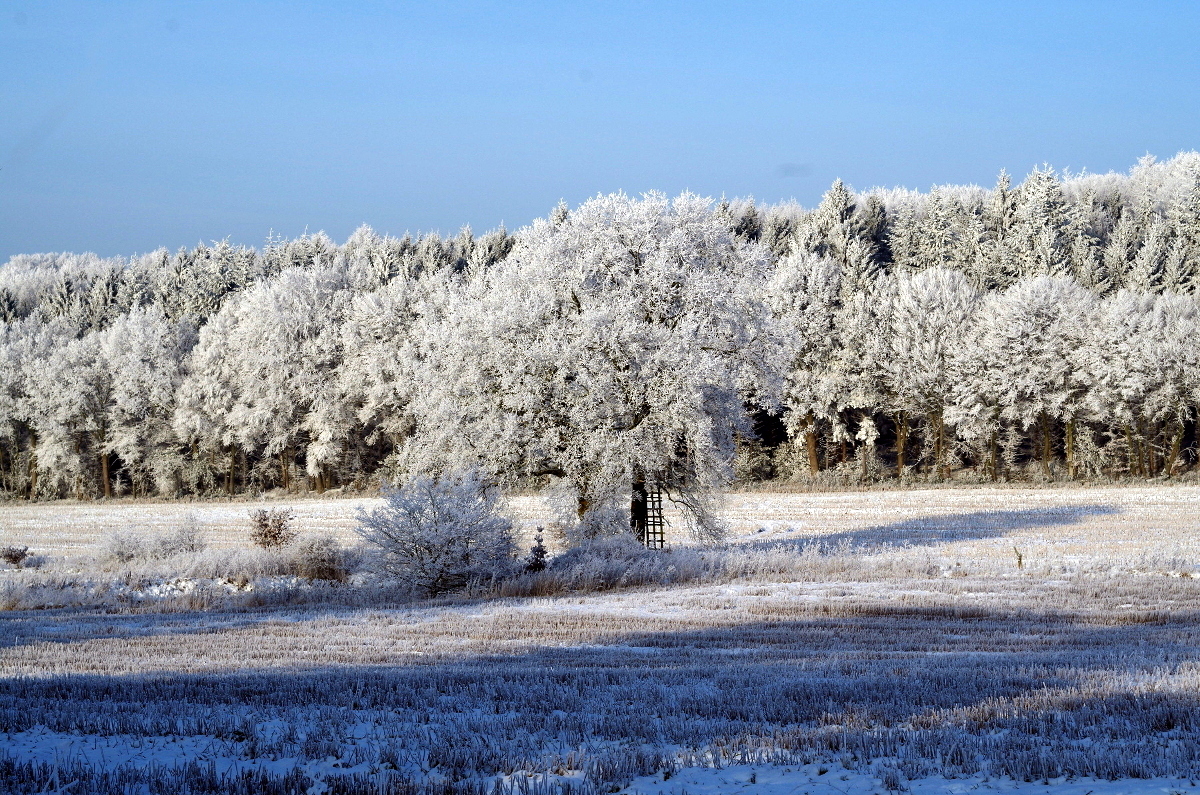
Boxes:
[884,267,979,477]
[1012,167,1074,279]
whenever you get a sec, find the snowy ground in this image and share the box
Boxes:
[622,764,1200,795]
[2,484,1199,793]
[4,482,1199,559]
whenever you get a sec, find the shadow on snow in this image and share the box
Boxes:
[742,504,1120,552]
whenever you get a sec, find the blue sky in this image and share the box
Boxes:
[2,1,1197,259]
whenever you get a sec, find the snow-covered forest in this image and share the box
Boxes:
[3,152,1200,505]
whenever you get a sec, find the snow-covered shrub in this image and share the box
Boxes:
[500,534,718,596]
[104,529,152,564]
[356,471,517,596]
[248,508,296,548]
[104,523,206,564]
[547,534,657,590]
[153,519,206,557]
[292,535,351,582]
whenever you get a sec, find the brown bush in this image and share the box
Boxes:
[248,508,296,548]
[1,546,29,567]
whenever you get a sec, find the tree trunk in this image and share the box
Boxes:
[630,470,648,545]
[1065,419,1076,480]
[1195,420,1200,470]
[860,420,871,482]
[227,449,236,495]
[932,411,949,480]
[1040,414,1052,478]
[895,411,908,478]
[1147,420,1156,475]
[100,451,110,499]
[27,431,38,499]
[1165,422,1184,477]
[1125,425,1139,477]
[1142,422,1153,476]
[74,437,83,499]
[804,414,820,474]
[1149,421,1160,475]
[931,413,940,479]
[989,431,1000,481]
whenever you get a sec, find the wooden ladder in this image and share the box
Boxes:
[642,481,666,549]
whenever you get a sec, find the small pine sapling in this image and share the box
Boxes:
[525,530,548,573]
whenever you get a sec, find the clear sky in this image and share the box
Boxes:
[2,1,1197,260]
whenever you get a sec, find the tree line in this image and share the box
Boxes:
[1,152,1198,524]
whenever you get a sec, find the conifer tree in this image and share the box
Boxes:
[884,268,979,477]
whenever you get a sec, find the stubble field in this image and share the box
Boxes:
[2,485,1199,794]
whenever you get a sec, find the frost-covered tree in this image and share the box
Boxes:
[974,170,1020,289]
[99,307,186,495]
[828,278,892,471]
[795,180,883,294]
[0,323,22,491]
[1101,210,1141,292]
[883,267,979,476]
[175,264,351,492]
[403,192,779,540]
[12,308,184,498]
[1126,218,1168,291]
[1163,171,1200,292]
[336,265,455,471]
[768,252,844,474]
[23,325,111,497]
[0,317,71,495]
[7,152,1200,499]
[1079,290,1200,476]
[893,188,983,279]
[770,251,905,479]
[1011,167,1075,279]
[950,277,1095,477]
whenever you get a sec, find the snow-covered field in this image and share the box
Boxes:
[2,485,1199,794]
[6,482,1200,559]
